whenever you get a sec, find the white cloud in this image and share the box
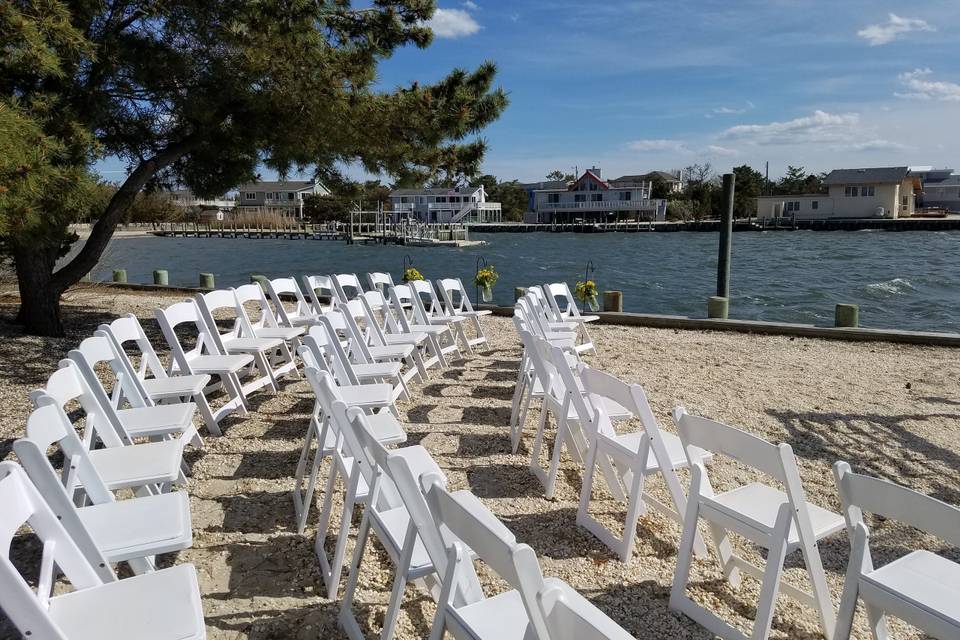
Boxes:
[719,110,860,145]
[705,145,738,157]
[462,0,479,10]
[896,68,960,102]
[426,8,480,38]
[626,139,688,153]
[857,14,933,46]
[839,139,911,153]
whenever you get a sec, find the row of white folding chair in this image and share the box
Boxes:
[435,277,492,352]
[335,405,637,640]
[541,281,598,353]
[406,279,473,352]
[155,298,264,425]
[525,286,591,353]
[340,298,427,385]
[0,460,205,640]
[15,402,193,576]
[388,284,463,366]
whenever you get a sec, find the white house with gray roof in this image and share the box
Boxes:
[528,167,667,223]
[237,179,330,218]
[756,167,918,219]
[389,185,502,223]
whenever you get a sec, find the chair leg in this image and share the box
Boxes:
[338,511,372,640]
[669,488,702,612]
[529,401,550,479]
[321,470,361,600]
[380,526,418,640]
[544,414,568,499]
[193,393,222,436]
[750,505,792,640]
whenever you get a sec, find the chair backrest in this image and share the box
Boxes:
[424,480,552,640]
[194,289,243,352]
[155,299,222,373]
[833,461,960,548]
[543,282,580,320]
[0,460,107,640]
[265,277,316,325]
[335,403,402,508]
[388,285,418,331]
[70,333,148,411]
[331,273,364,303]
[436,278,476,315]
[338,301,376,362]
[518,329,564,406]
[365,290,405,336]
[98,314,169,382]
[408,279,444,317]
[231,283,281,334]
[367,271,395,292]
[301,274,336,314]
[32,360,129,449]
[349,297,387,347]
[575,361,666,444]
[305,321,358,386]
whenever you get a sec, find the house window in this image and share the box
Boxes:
[619,192,632,201]
[244,192,256,200]
[288,192,295,200]
[591,193,602,202]
[812,200,818,210]
[400,197,408,203]
[862,186,875,197]
[574,194,586,203]
[845,186,858,197]
[437,197,446,203]
[902,195,910,206]
[547,193,560,204]
[588,182,598,191]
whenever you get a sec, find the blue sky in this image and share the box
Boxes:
[98,0,960,184]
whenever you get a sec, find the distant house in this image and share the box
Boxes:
[518,179,570,214]
[163,189,236,221]
[755,167,918,219]
[236,180,330,218]
[527,167,667,223]
[389,185,502,223]
[611,171,684,194]
[912,167,960,212]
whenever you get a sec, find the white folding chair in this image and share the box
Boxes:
[389,284,461,367]
[301,274,338,314]
[435,277,492,353]
[331,273,365,304]
[14,411,192,576]
[315,314,408,403]
[66,336,201,450]
[0,461,205,640]
[336,403,444,640]
[347,298,428,383]
[833,461,960,640]
[155,299,257,423]
[231,283,305,355]
[266,276,324,327]
[408,279,471,352]
[362,290,440,372]
[367,271,396,293]
[559,359,709,562]
[98,314,219,436]
[422,474,637,640]
[670,408,844,640]
[30,367,187,493]
[292,348,404,535]
[543,282,597,353]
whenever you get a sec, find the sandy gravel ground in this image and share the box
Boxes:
[1,287,959,640]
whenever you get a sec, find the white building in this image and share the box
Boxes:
[389,185,502,223]
[236,180,330,219]
[527,168,667,223]
[163,189,236,221]
[912,167,960,212]
[755,167,918,219]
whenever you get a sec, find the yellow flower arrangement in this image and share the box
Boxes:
[574,280,598,301]
[474,265,499,289]
[402,267,424,282]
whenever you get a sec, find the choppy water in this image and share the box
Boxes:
[91,231,960,332]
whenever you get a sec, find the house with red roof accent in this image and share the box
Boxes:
[528,167,667,223]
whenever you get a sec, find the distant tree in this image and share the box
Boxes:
[649,174,671,199]
[732,165,764,217]
[477,174,499,194]
[303,194,352,223]
[2,0,508,335]
[546,170,574,182]
[490,180,529,222]
[775,166,810,195]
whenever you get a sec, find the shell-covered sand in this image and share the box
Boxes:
[1,286,958,639]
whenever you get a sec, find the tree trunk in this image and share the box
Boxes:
[14,247,66,337]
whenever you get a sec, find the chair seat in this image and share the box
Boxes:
[222,337,284,353]
[141,374,210,399]
[338,383,395,408]
[405,324,451,336]
[383,333,427,346]
[860,550,960,629]
[565,396,631,422]
[352,362,404,380]
[611,431,712,472]
[289,315,322,328]
[88,441,183,490]
[79,491,192,562]
[253,326,305,341]
[542,578,636,640]
[450,589,532,640]
[573,315,599,323]
[367,344,415,360]
[462,309,493,317]
[373,506,435,573]
[116,404,196,439]
[429,315,466,325]
[48,564,205,640]
[322,412,406,450]
[709,482,845,545]
[187,353,254,374]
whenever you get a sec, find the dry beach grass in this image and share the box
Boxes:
[1,286,958,639]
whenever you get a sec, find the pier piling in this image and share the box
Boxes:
[199,272,215,289]
[717,173,735,297]
[835,304,859,328]
[603,291,623,312]
[112,269,127,283]
[708,296,729,319]
[153,269,169,286]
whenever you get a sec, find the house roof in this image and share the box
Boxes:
[569,170,609,191]
[610,171,680,185]
[238,180,318,192]
[519,180,569,191]
[823,167,909,185]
